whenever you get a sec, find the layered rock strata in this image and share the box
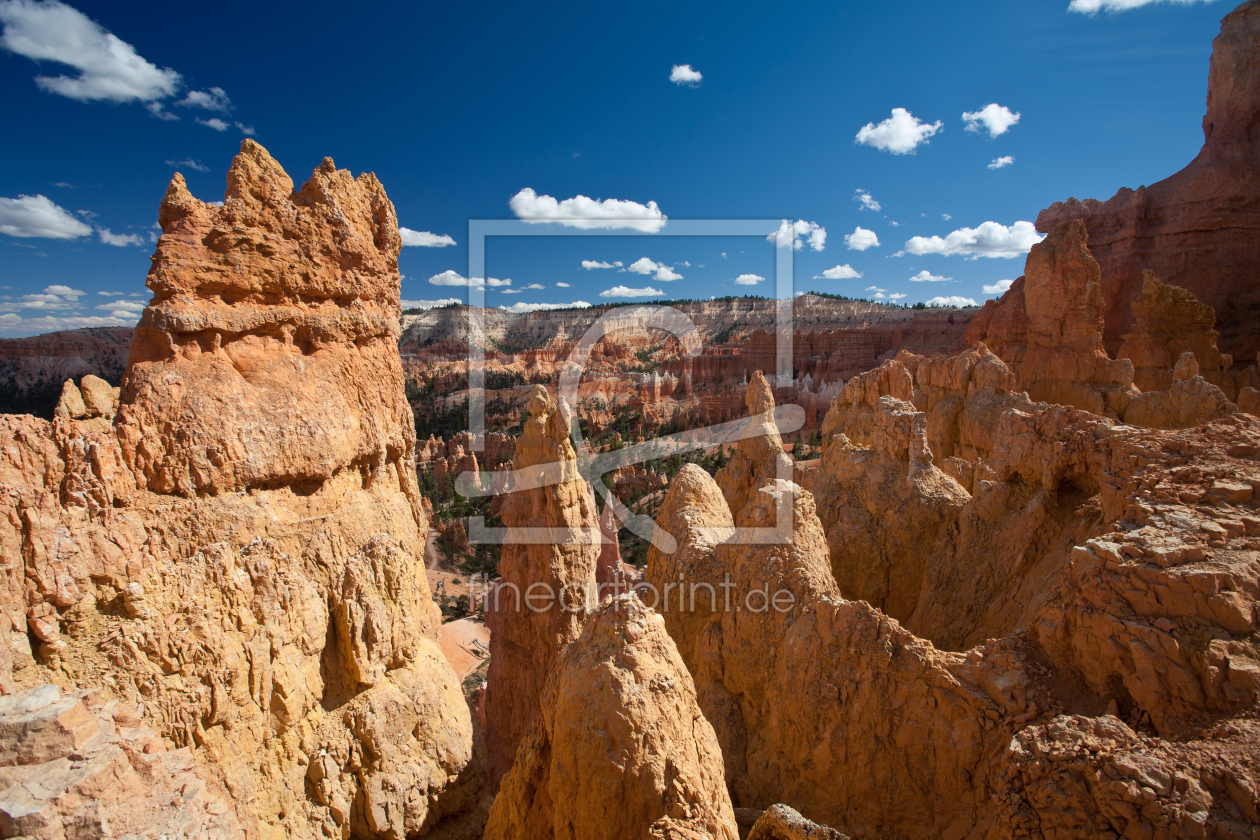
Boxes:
[0,141,479,839]
[1036,0,1260,364]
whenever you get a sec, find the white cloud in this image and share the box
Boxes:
[599,285,664,298]
[962,103,1021,137]
[97,227,143,246]
[988,155,1015,170]
[926,295,978,307]
[177,86,230,112]
[94,297,145,316]
[556,282,571,288]
[581,260,615,269]
[910,270,952,283]
[498,289,522,294]
[942,213,952,221]
[0,0,181,103]
[43,284,83,296]
[509,187,666,232]
[500,301,592,314]
[904,220,1044,259]
[854,190,881,212]
[0,194,92,239]
[888,292,907,300]
[97,290,123,296]
[670,64,702,85]
[428,270,511,288]
[768,219,826,251]
[815,264,862,280]
[165,157,208,172]
[983,279,1014,295]
[401,298,461,310]
[399,228,455,247]
[523,283,545,290]
[1068,0,1215,13]
[866,285,886,292]
[734,274,763,286]
[627,257,682,281]
[235,122,255,136]
[0,312,138,335]
[855,108,943,154]
[197,117,229,131]
[844,227,880,251]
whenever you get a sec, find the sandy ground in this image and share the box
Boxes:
[439,616,490,682]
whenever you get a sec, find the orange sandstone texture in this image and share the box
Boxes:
[482,385,600,785]
[0,142,480,840]
[484,595,738,840]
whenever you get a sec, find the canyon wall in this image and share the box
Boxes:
[0,328,131,418]
[1036,0,1260,365]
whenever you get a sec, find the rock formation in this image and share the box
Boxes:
[0,684,240,839]
[1119,271,1234,396]
[714,370,793,518]
[483,385,600,785]
[1036,0,1260,365]
[484,595,738,840]
[0,140,480,839]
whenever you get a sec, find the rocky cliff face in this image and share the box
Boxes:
[1036,0,1260,365]
[484,595,738,840]
[0,141,480,840]
[482,386,600,785]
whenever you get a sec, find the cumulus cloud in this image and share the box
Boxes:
[854,190,881,212]
[910,270,952,283]
[400,298,461,310]
[0,312,137,335]
[556,282,571,288]
[581,260,617,269]
[904,220,1044,259]
[599,285,664,298]
[94,297,145,317]
[844,227,880,251]
[983,279,1014,295]
[43,284,83,296]
[196,117,229,131]
[627,257,682,281]
[734,274,763,285]
[165,157,208,172]
[962,103,1021,137]
[399,228,456,247]
[176,86,230,112]
[1069,0,1214,12]
[97,227,143,247]
[888,292,907,300]
[500,301,592,314]
[988,156,1015,169]
[815,264,862,280]
[926,295,978,307]
[0,0,181,103]
[428,270,511,288]
[0,194,92,239]
[510,187,666,232]
[669,64,702,85]
[522,283,545,290]
[768,219,826,251]
[855,108,943,154]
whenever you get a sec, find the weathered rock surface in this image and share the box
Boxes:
[484,594,738,840]
[0,141,480,839]
[745,805,847,840]
[1036,0,1260,365]
[714,371,793,520]
[1119,271,1235,396]
[483,385,600,785]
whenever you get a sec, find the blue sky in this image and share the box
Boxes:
[0,0,1233,333]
